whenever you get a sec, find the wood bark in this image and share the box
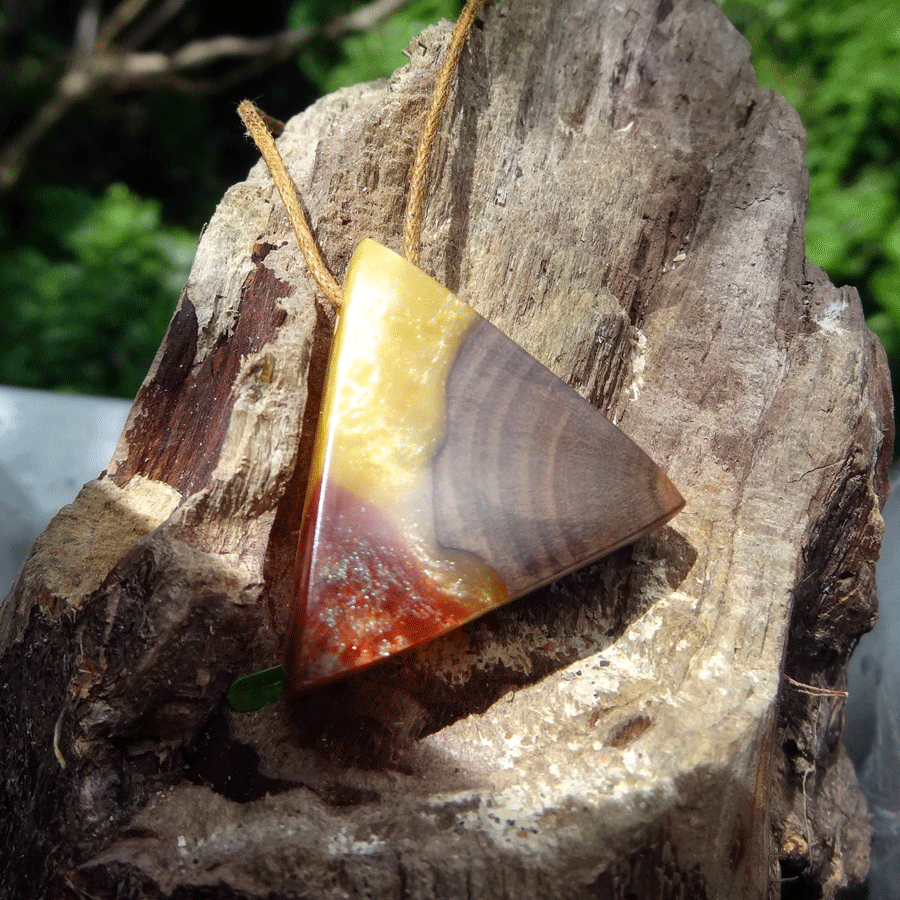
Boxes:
[0,1,891,897]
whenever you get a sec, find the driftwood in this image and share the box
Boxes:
[0,1,892,897]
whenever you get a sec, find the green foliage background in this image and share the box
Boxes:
[0,184,194,396]
[722,0,900,426]
[292,0,462,93]
[1,0,897,425]
[0,0,461,398]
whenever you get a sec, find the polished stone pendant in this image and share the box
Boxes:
[286,239,683,694]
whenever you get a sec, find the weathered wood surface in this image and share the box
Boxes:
[0,1,891,897]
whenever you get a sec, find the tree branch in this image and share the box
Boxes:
[0,0,416,192]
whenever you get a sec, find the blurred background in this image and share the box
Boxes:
[0,0,467,399]
[1,0,898,893]
[0,0,897,411]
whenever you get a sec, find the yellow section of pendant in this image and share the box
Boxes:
[311,239,475,505]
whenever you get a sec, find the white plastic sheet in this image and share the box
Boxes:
[0,385,130,597]
[847,468,900,899]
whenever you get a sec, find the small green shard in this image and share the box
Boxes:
[227,665,286,712]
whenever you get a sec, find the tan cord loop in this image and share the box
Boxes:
[238,99,342,309]
[402,0,484,266]
[240,0,482,303]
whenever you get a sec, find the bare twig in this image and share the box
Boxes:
[324,0,414,38]
[122,0,192,51]
[94,0,156,51]
[0,0,416,193]
[73,0,102,57]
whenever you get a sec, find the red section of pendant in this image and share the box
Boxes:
[288,478,473,693]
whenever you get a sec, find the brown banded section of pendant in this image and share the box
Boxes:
[432,318,685,599]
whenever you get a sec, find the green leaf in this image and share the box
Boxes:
[227,666,287,712]
[296,0,463,94]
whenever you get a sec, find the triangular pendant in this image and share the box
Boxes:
[287,239,684,693]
